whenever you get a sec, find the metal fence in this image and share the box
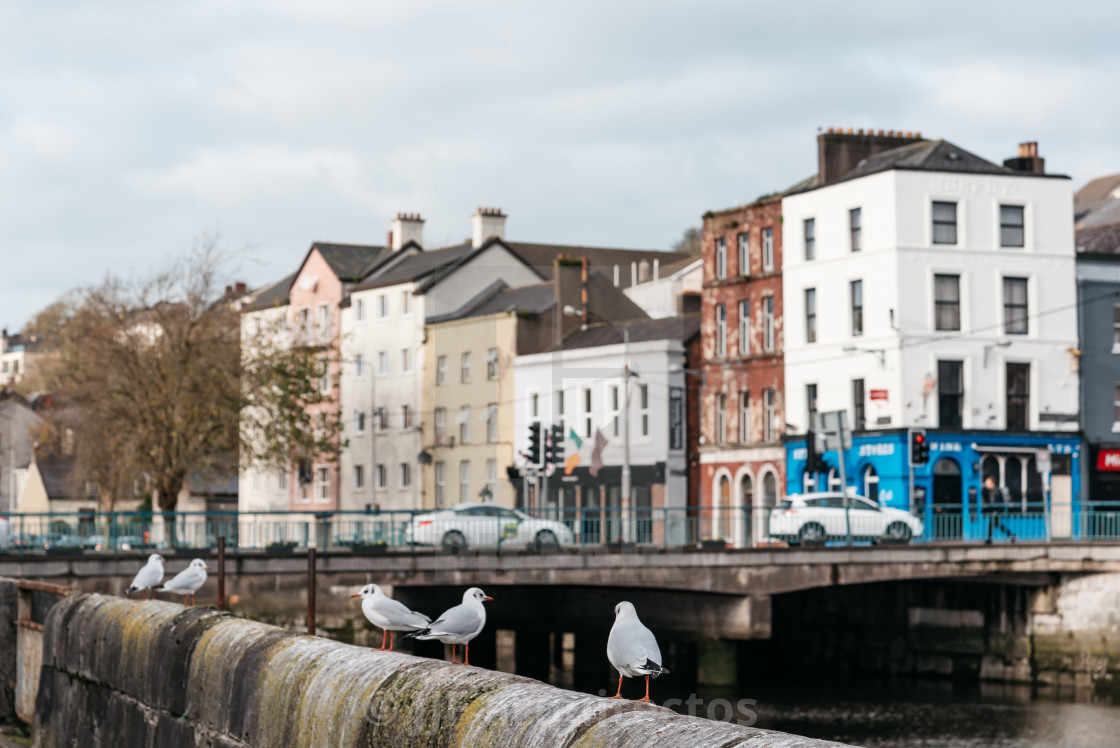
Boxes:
[3,503,1120,555]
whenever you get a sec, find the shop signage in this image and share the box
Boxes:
[869,389,888,401]
[1097,450,1120,471]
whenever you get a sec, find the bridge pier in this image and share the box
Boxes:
[515,627,551,682]
[697,639,738,687]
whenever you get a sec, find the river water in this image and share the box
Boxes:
[656,678,1120,748]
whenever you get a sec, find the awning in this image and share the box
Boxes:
[479,404,497,421]
[455,407,471,425]
[971,443,1047,455]
[485,348,499,363]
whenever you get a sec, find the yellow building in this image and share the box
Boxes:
[421,284,553,509]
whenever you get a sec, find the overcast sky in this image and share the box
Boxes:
[2,1,1117,331]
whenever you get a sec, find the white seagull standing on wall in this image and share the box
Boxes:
[351,583,431,651]
[406,587,492,666]
[158,558,209,606]
[607,601,669,702]
[126,553,165,600]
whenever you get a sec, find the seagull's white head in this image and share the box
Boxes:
[149,553,164,565]
[189,558,210,571]
[614,601,637,620]
[351,583,382,599]
[465,587,493,604]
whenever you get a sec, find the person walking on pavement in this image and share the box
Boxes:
[983,475,1016,544]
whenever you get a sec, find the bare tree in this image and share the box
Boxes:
[672,227,702,255]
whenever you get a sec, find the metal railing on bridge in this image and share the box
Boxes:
[1,503,1118,556]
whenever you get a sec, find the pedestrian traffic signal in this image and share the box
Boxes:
[910,429,929,466]
[550,424,565,465]
[527,421,542,465]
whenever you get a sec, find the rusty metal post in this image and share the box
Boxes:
[217,535,226,610]
[307,547,317,635]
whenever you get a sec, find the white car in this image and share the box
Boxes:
[404,502,575,551]
[768,491,924,545]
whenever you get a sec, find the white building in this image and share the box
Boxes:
[623,257,702,319]
[781,134,1080,517]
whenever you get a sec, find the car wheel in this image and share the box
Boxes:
[798,523,826,545]
[534,530,559,552]
[884,522,913,543]
[441,531,467,554]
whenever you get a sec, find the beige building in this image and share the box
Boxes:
[421,283,554,509]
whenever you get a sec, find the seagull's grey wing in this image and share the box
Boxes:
[376,596,431,628]
[131,562,163,590]
[428,604,483,637]
[163,566,206,593]
[608,619,662,670]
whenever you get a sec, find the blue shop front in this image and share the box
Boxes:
[786,429,1082,542]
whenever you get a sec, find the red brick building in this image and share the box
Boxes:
[698,195,786,546]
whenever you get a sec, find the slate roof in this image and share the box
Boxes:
[351,243,476,291]
[560,314,701,351]
[455,282,555,319]
[503,242,691,288]
[244,273,297,312]
[828,139,1068,186]
[36,457,97,500]
[313,242,390,282]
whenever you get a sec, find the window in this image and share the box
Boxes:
[716,393,727,445]
[461,352,472,383]
[852,379,865,431]
[738,391,750,443]
[459,461,471,502]
[932,201,957,245]
[375,407,389,432]
[737,232,749,275]
[715,237,727,279]
[434,407,447,439]
[355,353,366,377]
[715,304,727,357]
[315,468,330,500]
[849,208,862,252]
[434,462,446,507]
[458,406,471,443]
[486,459,498,498]
[400,404,411,430]
[355,410,366,433]
[356,299,366,321]
[609,385,620,437]
[378,294,389,318]
[401,348,411,373]
[1006,363,1030,431]
[582,387,593,438]
[298,307,310,333]
[277,470,288,491]
[1114,384,1120,428]
[1000,205,1025,248]
[486,348,499,380]
[934,274,961,331]
[804,218,815,260]
[558,390,566,433]
[1114,305,1120,350]
[851,280,863,337]
[399,463,411,488]
[401,290,411,315]
[377,351,389,376]
[486,403,498,443]
[375,464,387,490]
[763,296,775,352]
[436,355,448,385]
[317,304,330,336]
[938,360,964,428]
[530,392,540,419]
[762,227,774,271]
[353,465,365,490]
[639,384,650,437]
[319,363,331,394]
[763,388,776,442]
[1003,277,1029,335]
[805,288,816,343]
[806,384,818,429]
[738,300,750,355]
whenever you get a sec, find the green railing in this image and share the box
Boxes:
[3,503,1120,556]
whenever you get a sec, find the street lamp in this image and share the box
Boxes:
[478,486,492,503]
[983,338,1012,368]
[842,343,886,368]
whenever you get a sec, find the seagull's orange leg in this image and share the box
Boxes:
[609,675,624,699]
[635,675,651,703]
[388,631,395,651]
[463,644,470,667]
[449,645,459,664]
[376,629,387,651]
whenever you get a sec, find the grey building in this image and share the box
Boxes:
[0,390,45,513]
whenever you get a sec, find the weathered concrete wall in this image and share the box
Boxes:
[0,578,17,721]
[1029,572,1120,692]
[32,593,850,748]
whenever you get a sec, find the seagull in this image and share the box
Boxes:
[350,583,431,651]
[126,553,165,600]
[406,587,492,666]
[158,558,209,607]
[606,601,669,702]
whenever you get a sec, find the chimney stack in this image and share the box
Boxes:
[1003,141,1045,174]
[817,127,925,185]
[471,207,507,248]
[391,213,425,250]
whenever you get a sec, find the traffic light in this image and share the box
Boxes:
[527,421,542,465]
[550,424,565,465]
[910,429,929,466]
[805,430,827,474]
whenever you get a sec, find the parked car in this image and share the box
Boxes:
[768,491,924,545]
[404,502,576,551]
[42,534,87,551]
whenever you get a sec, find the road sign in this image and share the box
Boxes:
[814,410,852,451]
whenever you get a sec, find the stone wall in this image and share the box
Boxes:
[0,578,16,721]
[32,593,849,748]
